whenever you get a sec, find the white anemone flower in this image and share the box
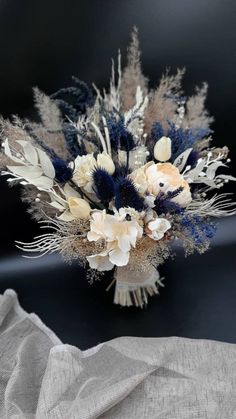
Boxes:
[146,218,171,241]
[87,208,143,268]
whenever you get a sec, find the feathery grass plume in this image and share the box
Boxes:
[93,167,115,203]
[33,87,62,131]
[0,117,33,169]
[144,68,185,134]
[183,83,214,130]
[26,122,69,160]
[120,27,148,111]
[50,77,95,121]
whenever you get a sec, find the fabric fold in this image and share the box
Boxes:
[0,289,236,418]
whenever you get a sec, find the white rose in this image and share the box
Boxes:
[68,197,91,219]
[97,152,115,174]
[73,154,97,193]
[154,136,172,162]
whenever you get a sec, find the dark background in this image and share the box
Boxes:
[0,0,235,349]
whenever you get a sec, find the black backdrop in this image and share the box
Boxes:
[0,0,235,348]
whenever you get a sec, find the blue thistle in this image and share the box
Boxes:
[154,187,183,215]
[106,115,135,151]
[62,125,86,158]
[114,177,145,211]
[92,168,115,203]
[52,157,73,183]
[167,122,211,161]
[151,122,164,141]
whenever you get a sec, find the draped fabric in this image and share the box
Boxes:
[0,289,235,418]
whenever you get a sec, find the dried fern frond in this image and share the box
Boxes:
[183,83,214,130]
[120,27,148,111]
[144,68,185,134]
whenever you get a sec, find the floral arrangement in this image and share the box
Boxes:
[0,29,235,307]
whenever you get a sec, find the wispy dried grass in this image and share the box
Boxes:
[144,68,185,134]
[20,186,58,221]
[120,27,148,111]
[33,87,62,131]
[183,83,214,130]
[27,122,69,160]
[0,116,32,169]
[129,235,171,272]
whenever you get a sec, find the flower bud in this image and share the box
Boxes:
[68,197,91,219]
[97,152,115,175]
[154,136,171,162]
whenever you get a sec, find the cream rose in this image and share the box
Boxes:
[72,154,97,193]
[145,162,192,207]
[129,161,153,194]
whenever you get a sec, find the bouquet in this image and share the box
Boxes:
[0,29,235,307]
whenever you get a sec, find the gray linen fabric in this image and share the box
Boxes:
[0,290,236,418]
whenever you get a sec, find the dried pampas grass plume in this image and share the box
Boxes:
[120,27,148,111]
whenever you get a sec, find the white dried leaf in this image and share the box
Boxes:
[49,201,65,211]
[58,210,75,221]
[30,176,54,189]
[3,139,25,164]
[216,174,236,181]
[16,141,38,165]
[7,165,43,179]
[185,159,205,181]
[63,183,80,199]
[173,148,192,172]
[36,148,55,179]
[206,162,226,180]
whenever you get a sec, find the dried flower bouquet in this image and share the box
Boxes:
[1,28,235,307]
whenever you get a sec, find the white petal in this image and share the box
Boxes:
[87,253,114,271]
[36,148,55,179]
[109,248,130,266]
[154,136,172,162]
[117,234,131,253]
[68,197,91,219]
